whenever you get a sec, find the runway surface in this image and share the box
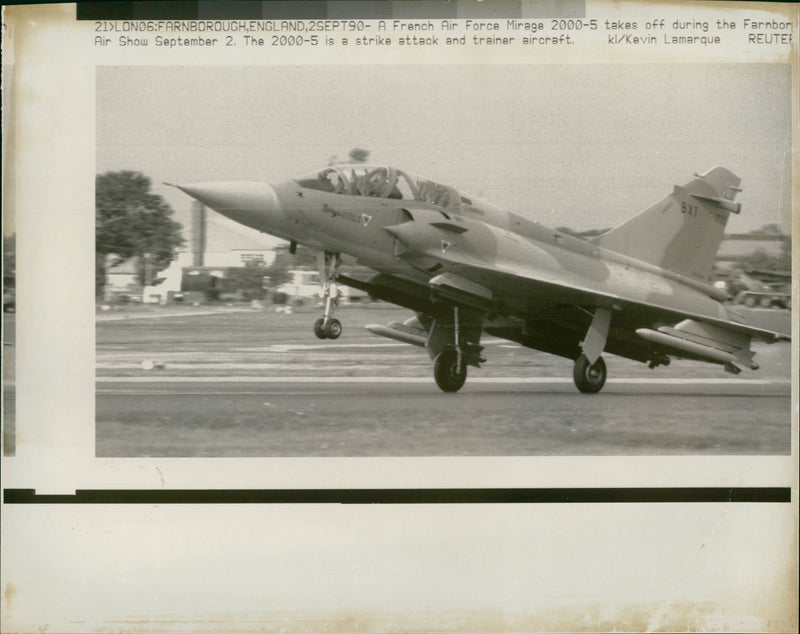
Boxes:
[91,304,792,457]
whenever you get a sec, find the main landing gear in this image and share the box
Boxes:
[572,306,611,393]
[434,348,467,393]
[573,354,607,393]
[428,306,483,393]
[427,305,612,394]
[314,251,342,340]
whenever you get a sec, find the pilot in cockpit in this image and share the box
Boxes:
[330,171,347,194]
[387,179,402,199]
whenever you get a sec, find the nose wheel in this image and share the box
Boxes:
[314,316,342,340]
[313,251,343,340]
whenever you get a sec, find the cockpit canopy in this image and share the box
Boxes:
[293,164,501,217]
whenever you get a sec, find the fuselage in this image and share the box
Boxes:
[178,164,732,327]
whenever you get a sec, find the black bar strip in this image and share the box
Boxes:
[261,1,326,20]
[77,1,200,21]
[77,2,135,21]
[77,1,378,21]
[74,0,535,21]
[74,0,594,21]
[4,487,791,505]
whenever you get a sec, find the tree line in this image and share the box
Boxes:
[95,171,184,298]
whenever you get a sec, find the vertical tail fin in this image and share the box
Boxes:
[591,167,741,281]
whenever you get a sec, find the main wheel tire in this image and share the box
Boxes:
[433,349,467,393]
[324,318,342,340]
[314,318,328,339]
[573,354,607,393]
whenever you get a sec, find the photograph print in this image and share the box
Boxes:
[94,63,792,457]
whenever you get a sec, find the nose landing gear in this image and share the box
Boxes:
[314,316,342,340]
[314,317,342,339]
[314,251,343,340]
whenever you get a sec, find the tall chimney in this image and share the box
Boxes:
[190,201,206,266]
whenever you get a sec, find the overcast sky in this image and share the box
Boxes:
[97,64,792,249]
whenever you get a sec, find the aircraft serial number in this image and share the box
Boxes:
[680,202,699,217]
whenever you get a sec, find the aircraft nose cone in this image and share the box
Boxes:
[176,181,282,229]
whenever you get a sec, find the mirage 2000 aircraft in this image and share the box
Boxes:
[175,164,789,393]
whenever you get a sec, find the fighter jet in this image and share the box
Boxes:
[175,164,789,393]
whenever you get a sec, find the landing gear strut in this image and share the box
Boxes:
[314,251,342,340]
